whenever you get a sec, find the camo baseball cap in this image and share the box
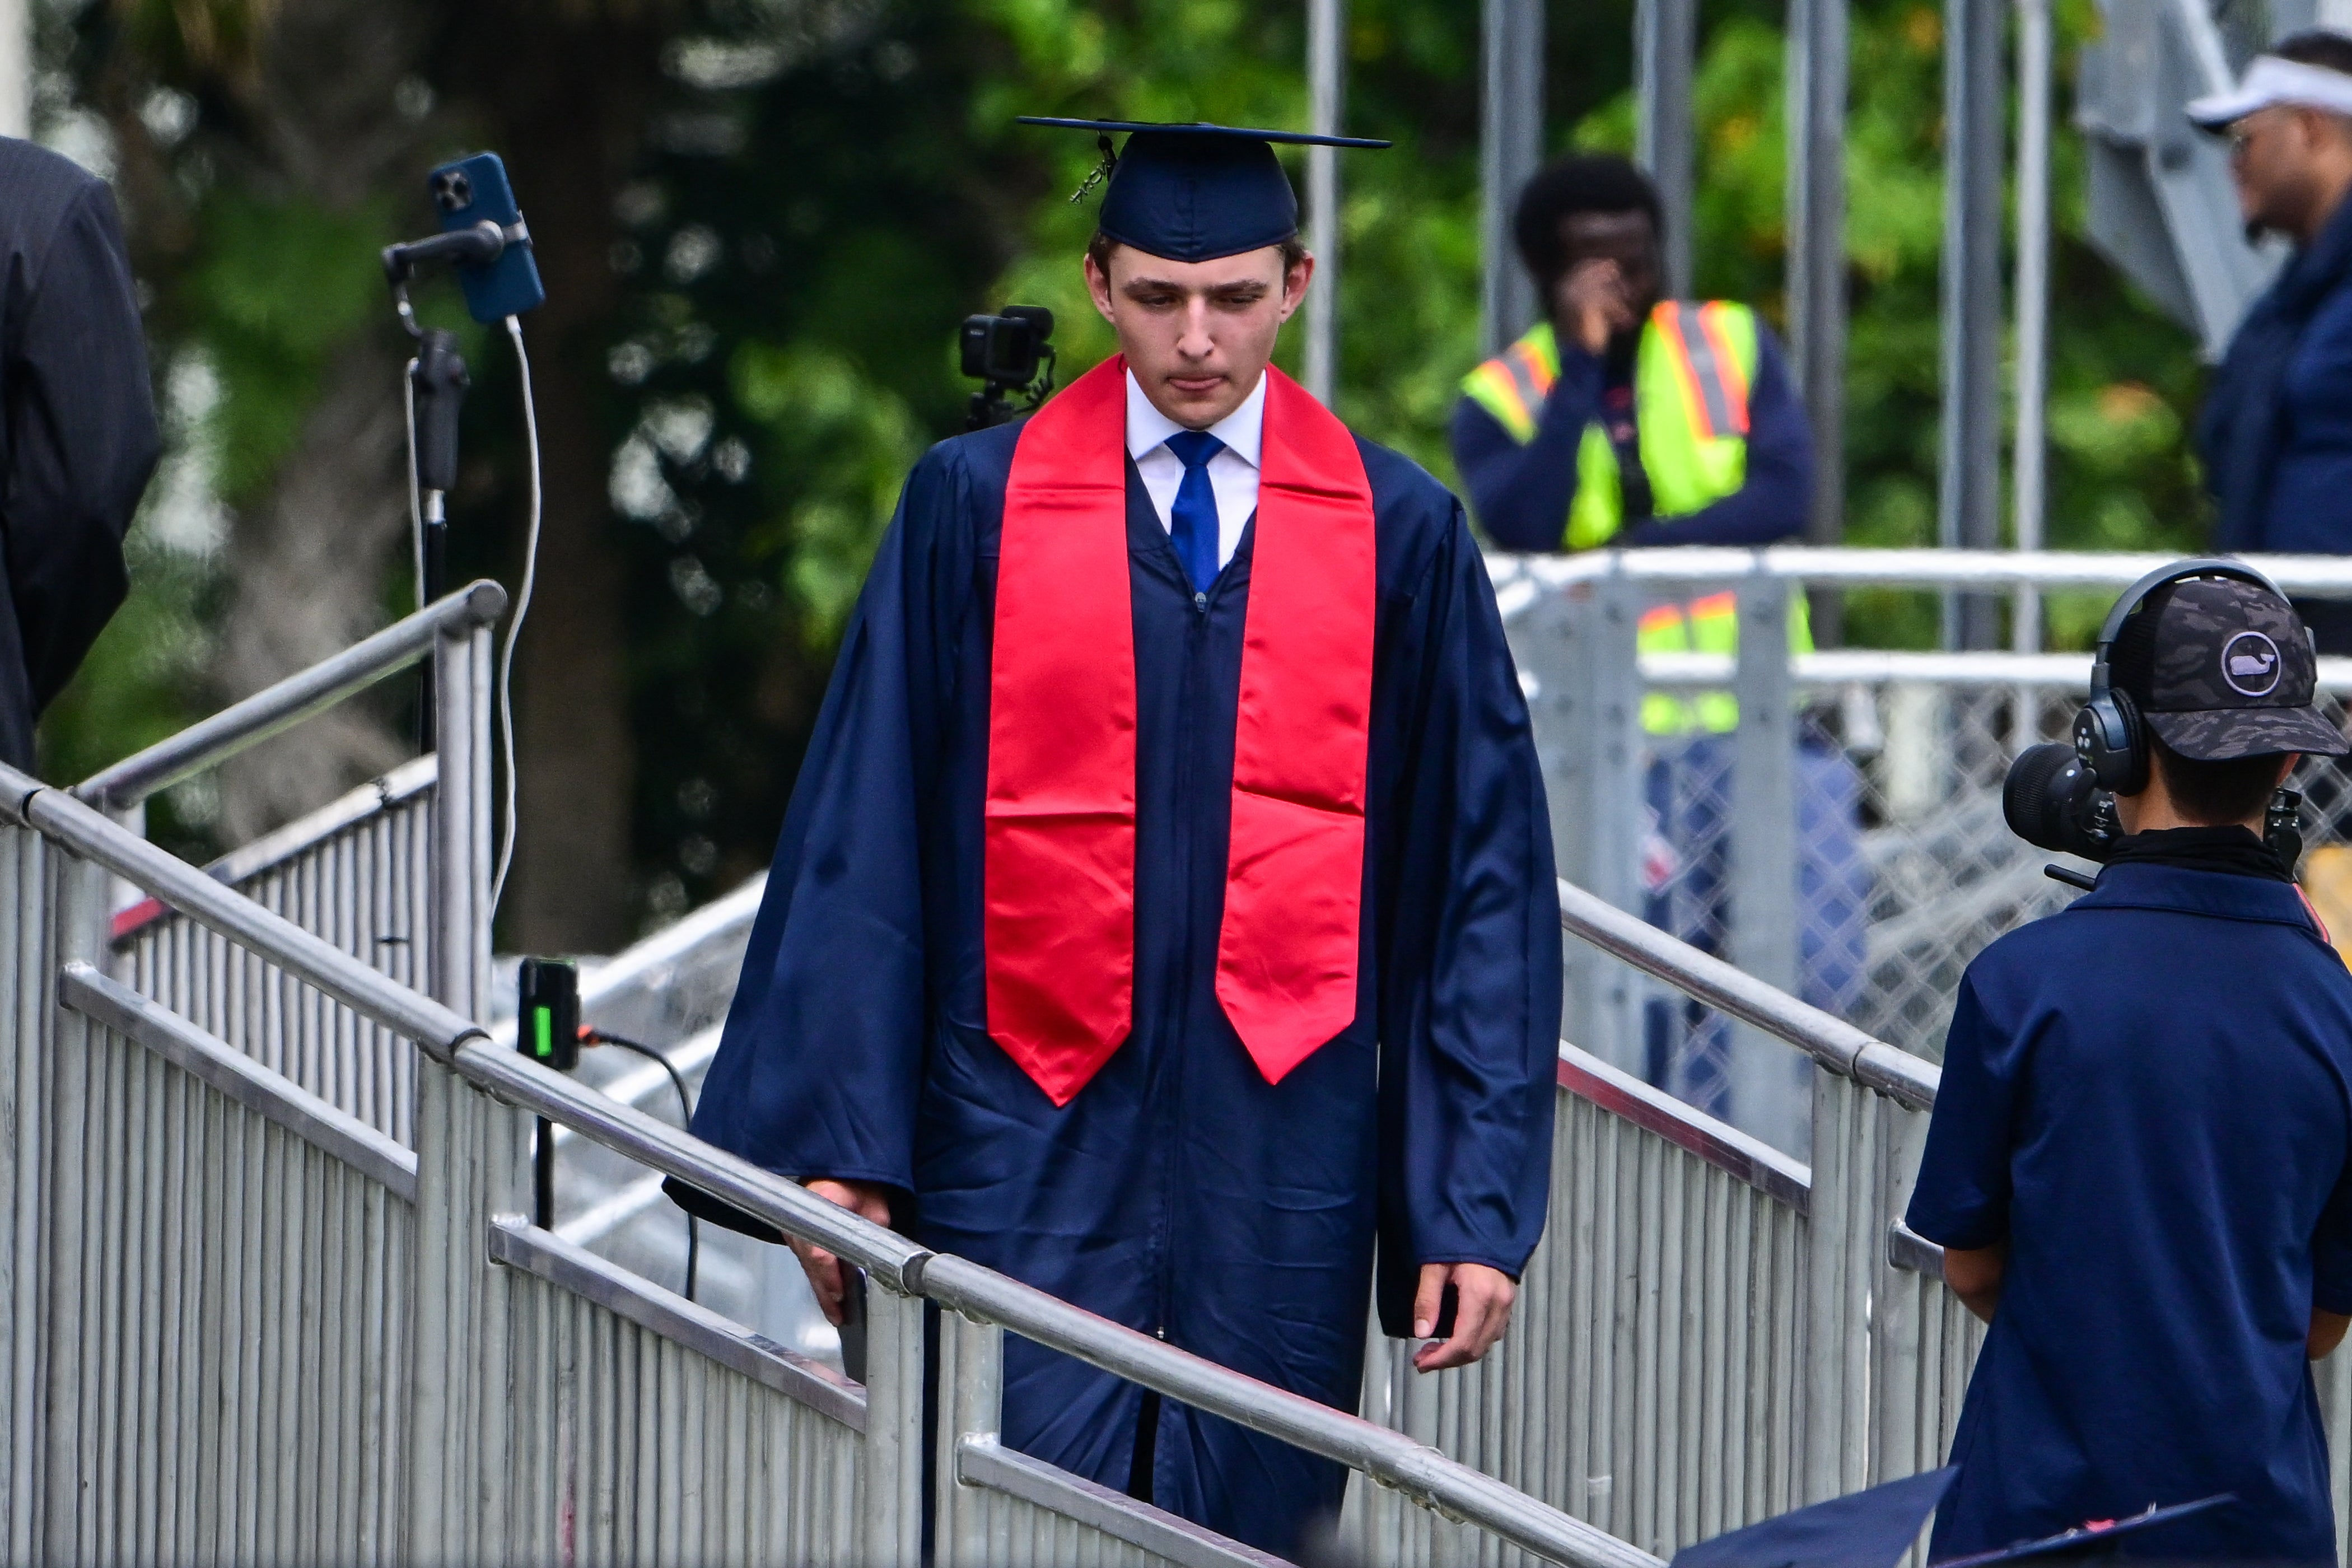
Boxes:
[2108,575,2350,759]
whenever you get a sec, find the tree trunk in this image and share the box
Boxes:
[456,2,665,953]
[213,347,413,842]
[207,0,434,844]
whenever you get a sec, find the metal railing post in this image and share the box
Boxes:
[31,843,110,1557]
[1522,572,1645,1067]
[1731,571,1805,1152]
[1788,0,1850,562]
[0,816,43,1556]
[1870,1096,1936,1486]
[1636,0,1697,300]
[1480,0,1545,357]
[937,1308,1010,1562]
[861,1280,927,1567]
[1803,1068,1878,1505]
[405,617,519,1560]
[1305,0,1347,404]
[1938,0,2006,650]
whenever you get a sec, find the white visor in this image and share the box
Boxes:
[2188,53,2352,128]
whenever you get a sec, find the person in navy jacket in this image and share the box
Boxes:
[0,137,159,768]
[2194,31,2352,650]
[1909,567,2352,1560]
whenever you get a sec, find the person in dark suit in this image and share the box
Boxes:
[0,137,161,769]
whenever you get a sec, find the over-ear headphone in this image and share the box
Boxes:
[2073,557,2288,795]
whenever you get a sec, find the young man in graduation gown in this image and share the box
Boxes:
[683,121,1562,1557]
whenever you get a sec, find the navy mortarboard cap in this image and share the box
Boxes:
[1018,118,1391,263]
[1930,1494,2233,1565]
[1671,1469,1956,1568]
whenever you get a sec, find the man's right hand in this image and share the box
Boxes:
[793,1178,894,1326]
[1554,258,1637,356]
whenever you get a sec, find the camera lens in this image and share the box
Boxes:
[2003,742,2089,850]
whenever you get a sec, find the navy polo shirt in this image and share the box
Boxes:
[1908,862,2352,1563]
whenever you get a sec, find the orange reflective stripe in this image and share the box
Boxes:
[1650,304,1718,442]
[1467,361,1534,440]
[1506,338,1557,402]
[1651,302,1752,442]
[1687,590,1737,623]
[1695,303,1750,434]
[1637,592,1737,638]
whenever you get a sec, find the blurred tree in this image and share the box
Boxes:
[37,0,2220,944]
[60,0,435,847]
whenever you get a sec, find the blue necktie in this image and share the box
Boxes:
[1163,430,1225,594]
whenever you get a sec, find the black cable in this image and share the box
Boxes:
[588,1030,699,1303]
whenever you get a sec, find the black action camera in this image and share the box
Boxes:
[962,306,1057,430]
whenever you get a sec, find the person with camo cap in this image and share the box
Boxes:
[1908,563,2352,1558]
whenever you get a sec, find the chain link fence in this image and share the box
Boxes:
[1497,550,2352,1157]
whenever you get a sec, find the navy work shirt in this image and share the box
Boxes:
[1449,321,1812,552]
[0,137,159,768]
[2201,192,2352,563]
[1908,860,2352,1561]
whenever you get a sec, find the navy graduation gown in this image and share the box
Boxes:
[688,414,1560,1556]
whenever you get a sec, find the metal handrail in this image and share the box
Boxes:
[1639,647,2352,692]
[1557,878,1939,1110]
[1491,545,2352,596]
[920,1254,1659,1568]
[0,761,1650,1568]
[72,581,508,812]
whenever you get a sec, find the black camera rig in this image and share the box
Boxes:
[962,306,1057,430]
[2004,740,2305,889]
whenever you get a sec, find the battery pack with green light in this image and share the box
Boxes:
[517,956,580,1072]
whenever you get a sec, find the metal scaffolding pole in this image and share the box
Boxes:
[1937,0,2005,650]
[2012,0,2052,660]
[0,0,27,140]
[1306,0,1347,404]
[1481,0,1546,358]
[1786,0,1849,557]
[1637,0,1698,301]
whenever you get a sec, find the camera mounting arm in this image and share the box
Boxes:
[381,218,532,338]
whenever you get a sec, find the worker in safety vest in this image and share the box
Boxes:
[1451,155,1810,556]
[1452,155,1863,1131]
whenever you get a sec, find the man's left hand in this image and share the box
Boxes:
[1411,1262,1516,1373]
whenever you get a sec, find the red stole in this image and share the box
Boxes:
[984,356,1376,1105]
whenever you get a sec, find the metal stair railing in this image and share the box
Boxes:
[0,764,1653,1568]
[71,581,509,1147]
[72,580,507,815]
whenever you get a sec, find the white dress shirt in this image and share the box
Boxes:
[1127,369,1264,572]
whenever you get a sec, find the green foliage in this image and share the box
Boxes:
[181,192,399,502]
[732,342,923,647]
[34,519,220,858]
[50,0,2230,923]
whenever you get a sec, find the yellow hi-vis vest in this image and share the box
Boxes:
[1462,304,1807,735]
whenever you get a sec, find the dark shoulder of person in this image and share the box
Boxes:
[1961,856,2352,1022]
[0,137,118,293]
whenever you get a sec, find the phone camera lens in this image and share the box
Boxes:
[432,170,473,211]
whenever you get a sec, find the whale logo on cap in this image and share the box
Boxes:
[2222,630,2283,696]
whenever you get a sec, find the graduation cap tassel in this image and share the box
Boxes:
[1069,133,1117,203]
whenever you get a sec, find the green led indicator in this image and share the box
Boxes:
[533,1006,553,1060]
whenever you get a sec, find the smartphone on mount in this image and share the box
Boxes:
[427,152,545,323]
